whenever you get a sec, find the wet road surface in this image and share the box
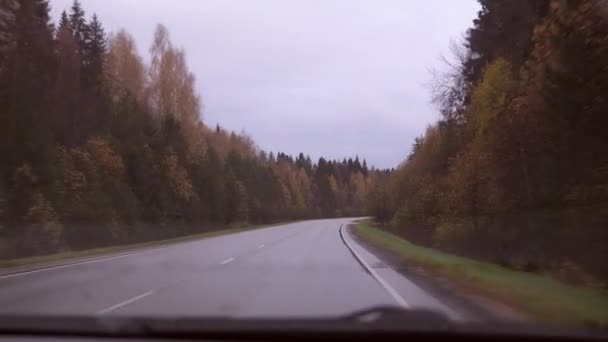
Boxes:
[0,218,459,319]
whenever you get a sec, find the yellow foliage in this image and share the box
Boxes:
[104,29,146,102]
[24,192,63,252]
[279,181,292,208]
[350,171,369,207]
[85,137,125,177]
[54,146,88,196]
[469,58,515,134]
[161,151,195,203]
[25,192,59,224]
[148,24,201,153]
[328,175,339,194]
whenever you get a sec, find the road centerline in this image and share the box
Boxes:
[97,290,155,315]
[220,257,235,265]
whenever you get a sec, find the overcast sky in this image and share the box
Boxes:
[50,0,479,168]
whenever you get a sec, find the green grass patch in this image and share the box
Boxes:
[354,220,608,327]
[0,221,293,270]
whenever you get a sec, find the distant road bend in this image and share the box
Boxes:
[0,218,460,319]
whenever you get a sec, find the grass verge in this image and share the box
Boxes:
[0,221,293,271]
[353,220,608,328]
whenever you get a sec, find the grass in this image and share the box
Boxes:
[353,220,608,328]
[0,221,293,270]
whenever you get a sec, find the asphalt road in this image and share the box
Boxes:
[0,218,460,319]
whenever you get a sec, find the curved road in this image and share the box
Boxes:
[0,218,460,319]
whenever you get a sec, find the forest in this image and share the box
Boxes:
[0,0,385,259]
[373,0,608,284]
[1,0,607,287]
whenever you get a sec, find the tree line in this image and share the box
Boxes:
[374,0,608,284]
[0,0,385,258]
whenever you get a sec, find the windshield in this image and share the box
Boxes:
[0,0,607,337]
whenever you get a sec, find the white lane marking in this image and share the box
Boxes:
[220,257,235,265]
[339,225,410,309]
[0,247,170,280]
[97,290,155,315]
[258,244,265,248]
[0,223,291,279]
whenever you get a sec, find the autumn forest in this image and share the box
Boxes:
[373,0,608,284]
[0,0,382,258]
[1,0,607,285]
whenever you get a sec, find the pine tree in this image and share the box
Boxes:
[58,10,69,33]
[83,13,106,92]
[0,0,56,180]
[464,0,548,83]
[53,10,80,146]
[68,0,87,54]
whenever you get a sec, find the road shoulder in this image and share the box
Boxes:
[346,223,529,324]
[0,221,296,278]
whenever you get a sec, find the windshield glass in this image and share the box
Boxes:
[0,0,607,336]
